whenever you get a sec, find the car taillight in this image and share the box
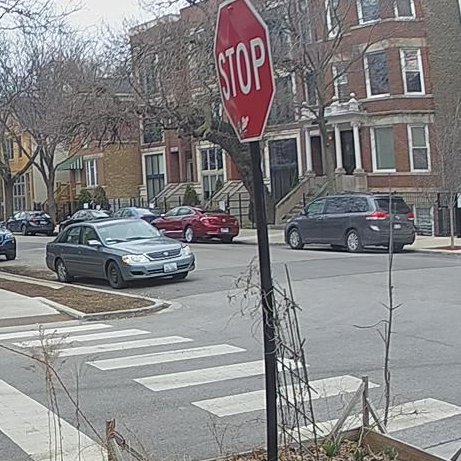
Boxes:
[366,211,390,220]
[407,212,415,221]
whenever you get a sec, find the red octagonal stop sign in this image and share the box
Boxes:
[214,0,275,143]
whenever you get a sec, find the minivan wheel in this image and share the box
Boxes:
[346,230,363,253]
[107,261,126,289]
[5,252,16,261]
[55,258,72,283]
[288,228,304,250]
[21,225,28,236]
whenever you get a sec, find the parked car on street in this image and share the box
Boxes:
[113,207,159,224]
[285,193,416,253]
[59,209,110,233]
[153,206,240,243]
[0,224,16,260]
[7,211,54,236]
[46,218,195,289]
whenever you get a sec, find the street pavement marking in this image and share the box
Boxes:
[59,336,193,357]
[88,344,246,370]
[0,323,112,342]
[14,329,150,348]
[193,375,379,417]
[296,398,461,440]
[0,379,106,461]
[135,360,299,392]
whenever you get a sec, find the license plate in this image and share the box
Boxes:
[221,228,230,233]
[163,262,178,273]
[394,223,402,230]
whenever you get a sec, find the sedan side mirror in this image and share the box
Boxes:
[87,239,102,247]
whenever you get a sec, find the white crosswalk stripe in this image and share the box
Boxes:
[0,379,105,461]
[14,329,150,348]
[88,344,246,370]
[294,398,461,440]
[135,359,300,392]
[59,336,193,357]
[193,375,379,417]
[0,323,112,342]
[135,360,265,391]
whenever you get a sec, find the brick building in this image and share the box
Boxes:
[131,0,461,232]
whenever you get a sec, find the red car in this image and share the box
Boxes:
[153,206,239,243]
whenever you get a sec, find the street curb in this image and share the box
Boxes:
[234,239,286,246]
[409,248,461,256]
[37,297,171,321]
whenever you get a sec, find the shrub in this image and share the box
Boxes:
[183,184,200,206]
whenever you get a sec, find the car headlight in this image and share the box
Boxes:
[121,254,150,265]
[4,232,14,241]
[181,245,192,256]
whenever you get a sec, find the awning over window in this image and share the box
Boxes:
[57,157,83,171]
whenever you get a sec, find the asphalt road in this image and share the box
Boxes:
[1,236,461,460]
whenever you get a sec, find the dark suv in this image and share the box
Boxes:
[285,193,416,252]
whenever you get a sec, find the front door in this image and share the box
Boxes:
[269,138,299,202]
[311,136,323,176]
[298,198,327,243]
[78,226,106,278]
[341,130,356,175]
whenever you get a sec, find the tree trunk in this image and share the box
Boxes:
[318,119,336,192]
[449,201,456,250]
[205,126,276,223]
[2,176,14,220]
[46,169,57,222]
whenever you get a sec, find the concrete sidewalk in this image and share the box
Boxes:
[236,228,461,253]
[0,290,68,328]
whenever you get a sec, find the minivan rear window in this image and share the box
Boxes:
[375,197,411,214]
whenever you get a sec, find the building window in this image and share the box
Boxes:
[140,53,159,96]
[145,153,165,200]
[201,147,224,200]
[85,159,98,187]
[326,0,340,37]
[332,63,349,102]
[400,49,425,94]
[371,127,395,171]
[395,0,415,18]
[269,75,295,124]
[142,117,163,145]
[408,125,430,171]
[13,174,26,211]
[357,0,380,24]
[299,0,312,44]
[2,139,14,160]
[365,51,390,97]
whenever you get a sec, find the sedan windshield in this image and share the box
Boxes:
[98,220,161,244]
[90,210,110,218]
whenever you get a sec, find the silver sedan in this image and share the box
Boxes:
[46,219,195,289]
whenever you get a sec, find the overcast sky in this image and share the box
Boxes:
[56,0,157,31]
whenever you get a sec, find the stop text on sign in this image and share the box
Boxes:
[217,37,266,100]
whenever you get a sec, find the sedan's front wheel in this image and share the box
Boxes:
[107,261,126,289]
[288,228,304,250]
[55,258,73,283]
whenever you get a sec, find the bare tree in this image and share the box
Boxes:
[432,100,461,249]
[6,25,131,220]
[132,0,400,212]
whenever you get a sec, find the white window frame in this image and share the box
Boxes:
[356,0,380,25]
[394,0,416,19]
[400,48,425,95]
[408,124,431,172]
[364,51,390,98]
[332,62,349,101]
[370,126,396,173]
[85,159,98,187]
[326,0,340,38]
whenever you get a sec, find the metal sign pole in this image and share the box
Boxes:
[249,140,278,461]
